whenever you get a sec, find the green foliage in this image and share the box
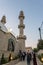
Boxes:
[37,40,43,50]
[13,55,20,60]
[1,53,20,64]
[1,53,8,64]
[33,48,38,52]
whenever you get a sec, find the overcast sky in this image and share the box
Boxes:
[0,0,43,48]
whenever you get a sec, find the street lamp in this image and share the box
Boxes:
[38,27,42,40]
[38,21,43,40]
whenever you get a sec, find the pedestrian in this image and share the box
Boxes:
[19,50,22,61]
[22,52,25,61]
[22,51,26,61]
[9,53,12,61]
[33,52,37,65]
[27,50,31,65]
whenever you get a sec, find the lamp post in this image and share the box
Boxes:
[38,21,43,40]
[38,27,42,40]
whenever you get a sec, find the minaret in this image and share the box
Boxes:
[17,11,26,51]
[1,15,6,24]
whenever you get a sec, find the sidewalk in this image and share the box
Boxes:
[15,61,27,65]
[36,57,43,65]
[15,60,33,65]
[3,57,42,65]
[15,57,43,65]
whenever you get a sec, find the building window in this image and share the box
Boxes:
[7,38,15,52]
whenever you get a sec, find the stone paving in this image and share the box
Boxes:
[36,57,43,65]
[3,57,43,65]
[15,61,27,65]
[15,57,43,65]
[15,60,33,65]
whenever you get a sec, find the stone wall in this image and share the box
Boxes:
[0,30,19,58]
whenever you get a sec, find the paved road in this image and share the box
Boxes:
[15,60,33,65]
[15,57,43,65]
[15,61,27,65]
[3,57,42,65]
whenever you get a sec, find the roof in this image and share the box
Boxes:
[25,47,32,49]
[0,21,8,32]
[0,21,15,38]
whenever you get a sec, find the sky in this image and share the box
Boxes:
[0,0,43,48]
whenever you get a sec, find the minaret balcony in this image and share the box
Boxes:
[17,35,26,40]
[19,11,25,19]
[18,24,25,28]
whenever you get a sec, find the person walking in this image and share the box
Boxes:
[33,52,37,65]
[19,50,23,61]
[27,50,31,65]
[22,52,25,61]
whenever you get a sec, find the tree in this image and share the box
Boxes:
[33,48,38,52]
[37,40,43,50]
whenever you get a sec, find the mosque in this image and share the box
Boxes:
[0,11,26,57]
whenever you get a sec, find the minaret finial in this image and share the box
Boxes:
[19,11,25,19]
[1,15,6,24]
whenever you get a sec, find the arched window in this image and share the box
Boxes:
[7,38,15,52]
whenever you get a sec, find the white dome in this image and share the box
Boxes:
[0,21,8,32]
